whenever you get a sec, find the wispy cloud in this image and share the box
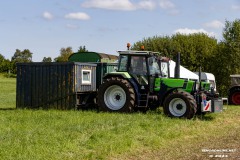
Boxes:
[81,0,156,11]
[159,0,179,15]
[159,0,175,9]
[42,11,54,20]
[138,0,156,10]
[204,20,224,29]
[231,5,240,11]
[65,12,90,20]
[174,28,215,37]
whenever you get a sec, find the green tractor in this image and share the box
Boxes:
[97,49,223,119]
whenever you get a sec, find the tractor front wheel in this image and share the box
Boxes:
[97,77,135,112]
[163,91,197,119]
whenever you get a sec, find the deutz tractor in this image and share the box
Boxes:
[97,48,223,119]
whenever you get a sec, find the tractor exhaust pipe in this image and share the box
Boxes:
[199,66,202,90]
[174,52,180,79]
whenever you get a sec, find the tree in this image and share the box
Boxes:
[212,19,240,95]
[131,33,217,72]
[42,57,52,62]
[212,42,229,96]
[11,49,32,63]
[54,47,73,62]
[0,54,4,62]
[131,35,172,57]
[78,46,88,52]
[0,54,7,72]
[170,33,217,72]
[10,49,33,74]
[222,19,240,74]
[0,54,14,73]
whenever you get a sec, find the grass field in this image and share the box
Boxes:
[0,74,16,109]
[0,75,239,160]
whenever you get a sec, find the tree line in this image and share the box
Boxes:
[131,19,240,96]
[0,46,88,74]
[0,19,240,96]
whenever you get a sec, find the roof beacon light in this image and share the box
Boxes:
[127,43,131,50]
[140,45,145,51]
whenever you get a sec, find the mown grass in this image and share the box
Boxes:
[0,75,239,160]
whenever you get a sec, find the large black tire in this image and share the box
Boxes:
[228,87,240,105]
[97,77,135,112]
[163,91,197,119]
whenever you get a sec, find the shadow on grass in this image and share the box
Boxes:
[0,107,216,121]
[194,114,215,121]
[146,109,216,121]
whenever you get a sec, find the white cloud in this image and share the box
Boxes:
[231,5,240,10]
[174,28,215,37]
[158,0,179,16]
[82,0,136,10]
[81,0,156,11]
[204,20,224,29]
[43,12,54,20]
[138,1,156,10]
[159,0,175,9]
[65,12,90,20]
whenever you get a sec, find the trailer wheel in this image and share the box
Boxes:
[97,77,135,112]
[163,91,197,119]
[229,87,240,105]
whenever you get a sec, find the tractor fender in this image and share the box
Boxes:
[159,87,183,106]
[103,72,131,79]
[228,85,240,93]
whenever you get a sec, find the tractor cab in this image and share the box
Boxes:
[230,75,240,87]
[118,51,169,79]
[117,51,169,93]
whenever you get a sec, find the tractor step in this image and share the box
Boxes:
[138,94,148,107]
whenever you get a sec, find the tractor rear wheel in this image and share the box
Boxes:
[229,87,240,105]
[97,77,135,112]
[163,91,197,119]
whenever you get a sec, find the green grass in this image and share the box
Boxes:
[0,75,239,160]
[0,74,16,109]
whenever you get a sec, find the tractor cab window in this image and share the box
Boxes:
[160,61,169,77]
[129,56,148,85]
[148,57,160,75]
[130,56,147,75]
[231,76,240,86]
[118,55,128,71]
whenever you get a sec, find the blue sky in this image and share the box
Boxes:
[0,0,240,61]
